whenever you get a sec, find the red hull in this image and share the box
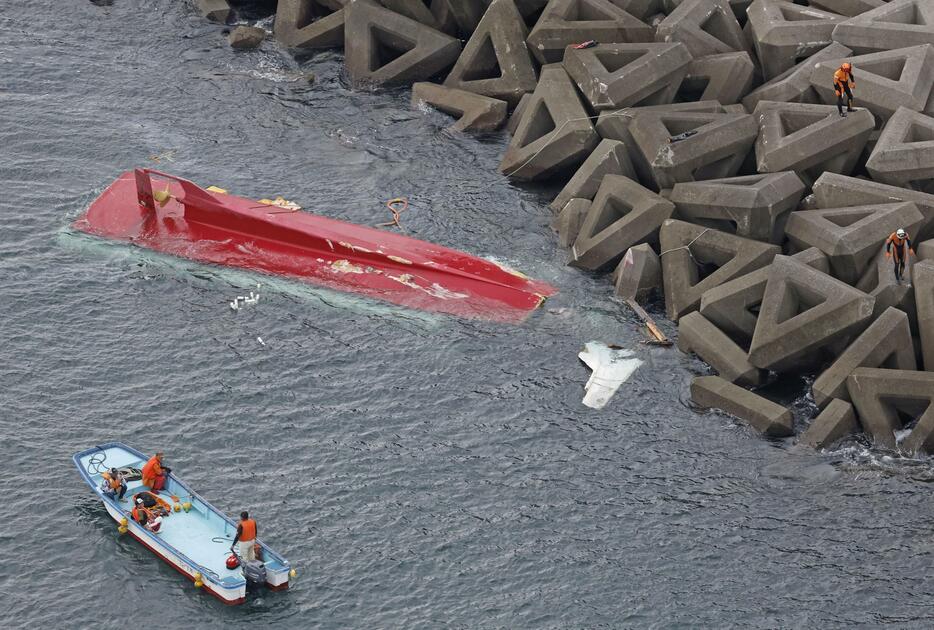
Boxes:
[73,170,556,322]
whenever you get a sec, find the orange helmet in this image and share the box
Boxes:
[841,62,851,71]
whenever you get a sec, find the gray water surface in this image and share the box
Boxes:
[3,2,934,628]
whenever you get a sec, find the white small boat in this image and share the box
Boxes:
[74,442,292,604]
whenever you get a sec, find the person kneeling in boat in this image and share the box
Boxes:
[135,491,171,516]
[132,497,163,533]
[100,467,127,502]
[231,511,258,562]
[141,451,171,493]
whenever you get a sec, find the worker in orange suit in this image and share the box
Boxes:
[833,62,855,117]
[232,511,258,562]
[885,228,914,284]
[141,451,171,492]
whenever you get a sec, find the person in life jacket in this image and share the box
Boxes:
[231,511,258,563]
[132,497,163,533]
[885,228,914,283]
[135,491,170,516]
[141,451,170,492]
[99,467,127,502]
[833,62,855,117]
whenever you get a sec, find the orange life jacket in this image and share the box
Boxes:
[833,68,853,89]
[132,505,153,523]
[102,471,122,490]
[240,518,257,542]
[886,232,912,259]
[141,455,163,487]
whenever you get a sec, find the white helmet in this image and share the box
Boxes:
[896,228,907,239]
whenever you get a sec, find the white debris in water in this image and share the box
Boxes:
[578,342,643,410]
[257,336,265,346]
[229,291,260,311]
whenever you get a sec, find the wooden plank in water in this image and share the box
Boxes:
[625,298,671,346]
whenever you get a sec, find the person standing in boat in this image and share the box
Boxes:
[141,451,171,493]
[232,511,258,562]
[100,467,127,502]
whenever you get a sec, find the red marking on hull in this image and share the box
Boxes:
[74,170,557,322]
[126,529,246,605]
[267,581,290,591]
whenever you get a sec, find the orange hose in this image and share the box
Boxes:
[377,198,408,228]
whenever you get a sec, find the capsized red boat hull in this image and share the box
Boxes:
[73,170,557,322]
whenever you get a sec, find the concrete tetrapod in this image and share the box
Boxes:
[914,260,934,371]
[832,0,934,54]
[691,375,794,437]
[197,0,233,23]
[506,93,532,136]
[444,0,538,107]
[613,243,661,302]
[551,198,591,248]
[798,398,860,450]
[515,0,552,19]
[275,0,346,49]
[526,0,653,64]
[919,239,934,262]
[699,247,828,342]
[628,111,758,190]
[411,83,508,131]
[810,45,934,125]
[855,249,917,326]
[273,0,344,48]
[742,42,852,112]
[809,0,884,18]
[343,0,461,86]
[752,101,874,187]
[812,307,916,408]
[678,312,766,386]
[784,201,924,285]
[430,0,487,36]
[659,220,780,321]
[549,139,636,213]
[569,175,675,270]
[594,101,724,145]
[655,0,748,59]
[810,172,934,241]
[866,107,934,192]
[746,0,846,81]
[380,0,441,30]
[669,172,805,244]
[499,65,600,181]
[562,42,691,110]
[677,52,755,106]
[748,255,875,372]
[846,367,934,452]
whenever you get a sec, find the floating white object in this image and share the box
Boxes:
[257,336,265,346]
[578,342,643,409]
[230,291,260,310]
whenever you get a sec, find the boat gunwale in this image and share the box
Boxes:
[72,441,290,592]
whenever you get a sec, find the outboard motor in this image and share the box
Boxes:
[242,559,267,589]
